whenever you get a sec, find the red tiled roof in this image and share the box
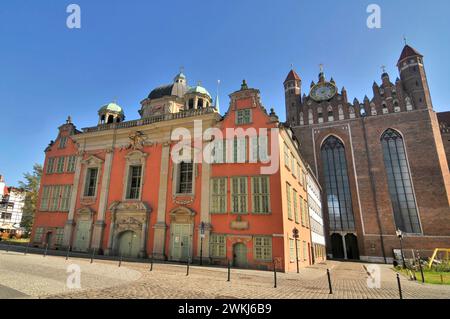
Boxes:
[397,45,423,64]
[284,69,301,83]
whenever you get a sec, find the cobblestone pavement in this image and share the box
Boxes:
[1,249,449,299]
[0,250,141,298]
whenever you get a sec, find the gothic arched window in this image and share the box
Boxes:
[381,129,421,234]
[321,136,355,231]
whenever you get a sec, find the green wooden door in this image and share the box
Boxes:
[171,224,192,261]
[74,221,91,252]
[118,231,140,258]
[233,243,248,268]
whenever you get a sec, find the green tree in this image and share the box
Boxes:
[19,164,42,235]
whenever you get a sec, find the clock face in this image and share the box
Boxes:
[310,83,337,102]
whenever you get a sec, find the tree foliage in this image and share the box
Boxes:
[18,164,42,234]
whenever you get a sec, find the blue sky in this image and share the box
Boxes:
[1,0,450,186]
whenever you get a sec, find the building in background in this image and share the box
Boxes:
[31,75,319,272]
[285,44,450,262]
[0,175,26,236]
[306,166,325,263]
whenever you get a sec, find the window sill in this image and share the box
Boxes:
[252,212,272,215]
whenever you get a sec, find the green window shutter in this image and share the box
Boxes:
[40,186,50,210]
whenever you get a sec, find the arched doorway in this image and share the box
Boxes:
[73,220,92,252]
[170,224,192,262]
[330,233,345,259]
[118,230,140,258]
[345,233,360,260]
[233,243,248,268]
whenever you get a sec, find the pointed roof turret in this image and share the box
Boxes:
[284,69,301,83]
[397,45,423,66]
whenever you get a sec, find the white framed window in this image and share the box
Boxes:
[254,236,272,261]
[303,241,308,261]
[231,177,248,214]
[286,183,292,220]
[66,156,77,173]
[236,109,252,125]
[56,157,65,173]
[40,186,51,211]
[46,157,55,174]
[34,227,44,243]
[251,176,270,214]
[210,234,226,258]
[84,168,99,197]
[210,178,227,214]
[283,144,290,168]
[293,190,299,223]
[59,137,68,149]
[126,165,143,200]
[250,135,269,163]
[49,185,61,211]
[177,162,193,194]
[233,137,247,163]
[289,238,295,262]
[55,228,64,246]
[60,185,72,211]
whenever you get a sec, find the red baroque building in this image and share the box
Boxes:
[32,76,326,272]
[285,44,450,262]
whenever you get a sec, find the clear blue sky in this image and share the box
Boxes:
[1,0,450,186]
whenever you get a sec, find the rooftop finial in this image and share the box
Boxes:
[319,63,324,73]
[215,79,221,113]
[290,63,294,70]
[403,35,407,45]
[241,79,248,90]
[66,116,72,124]
[180,66,185,73]
[381,65,386,73]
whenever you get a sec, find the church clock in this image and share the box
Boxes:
[310,82,337,102]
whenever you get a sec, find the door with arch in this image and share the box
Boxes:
[170,224,192,262]
[73,221,91,252]
[345,233,360,260]
[118,230,140,258]
[330,233,345,259]
[233,243,248,268]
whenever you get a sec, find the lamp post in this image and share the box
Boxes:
[200,222,205,266]
[396,229,406,269]
[293,228,300,274]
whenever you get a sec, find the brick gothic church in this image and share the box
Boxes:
[285,44,450,263]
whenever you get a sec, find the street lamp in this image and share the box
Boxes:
[396,229,406,269]
[293,228,300,274]
[200,222,205,266]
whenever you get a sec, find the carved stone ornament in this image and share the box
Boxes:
[122,131,148,151]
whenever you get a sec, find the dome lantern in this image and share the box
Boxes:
[98,102,125,125]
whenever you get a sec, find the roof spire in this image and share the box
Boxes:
[403,35,407,45]
[241,79,248,90]
[215,79,221,114]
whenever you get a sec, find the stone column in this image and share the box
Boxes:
[139,218,149,258]
[63,154,83,248]
[105,211,116,256]
[152,142,170,259]
[197,159,211,261]
[91,149,113,253]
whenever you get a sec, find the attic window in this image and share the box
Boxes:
[59,137,68,149]
[236,109,252,125]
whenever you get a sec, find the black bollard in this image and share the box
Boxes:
[227,260,231,282]
[6,241,10,253]
[150,254,154,272]
[90,248,96,264]
[418,261,425,284]
[24,241,30,255]
[397,274,403,299]
[273,260,277,288]
[186,258,190,276]
[118,255,123,267]
[327,269,333,294]
[43,243,49,257]
[66,245,71,260]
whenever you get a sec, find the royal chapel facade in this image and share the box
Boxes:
[32,75,325,272]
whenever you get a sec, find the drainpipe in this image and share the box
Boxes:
[361,117,387,263]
